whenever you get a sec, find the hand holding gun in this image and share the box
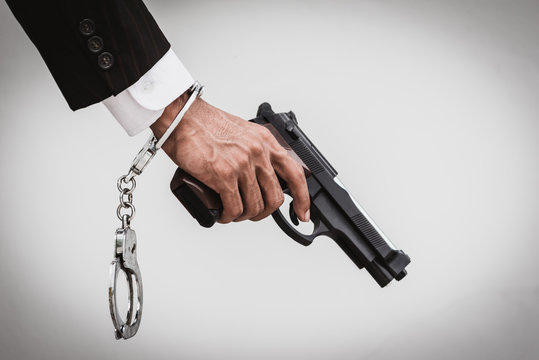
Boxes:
[170,103,410,287]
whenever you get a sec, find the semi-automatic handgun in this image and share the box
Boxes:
[170,103,410,287]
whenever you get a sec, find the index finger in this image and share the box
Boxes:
[271,151,310,222]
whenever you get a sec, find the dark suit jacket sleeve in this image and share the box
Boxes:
[6,0,170,110]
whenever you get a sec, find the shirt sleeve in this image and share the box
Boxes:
[103,48,194,136]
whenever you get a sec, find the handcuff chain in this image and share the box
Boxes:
[117,173,136,224]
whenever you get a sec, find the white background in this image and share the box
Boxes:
[1,0,538,359]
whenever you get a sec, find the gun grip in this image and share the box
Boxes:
[170,168,222,228]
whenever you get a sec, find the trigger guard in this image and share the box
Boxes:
[271,208,327,247]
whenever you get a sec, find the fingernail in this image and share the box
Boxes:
[304,209,310,222]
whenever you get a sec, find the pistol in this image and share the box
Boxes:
[170,103,410,287]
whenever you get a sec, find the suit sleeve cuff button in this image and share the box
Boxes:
[98,52,114,70]
[79,19,95,36]
[88,36,104,53]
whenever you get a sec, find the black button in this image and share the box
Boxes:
[98,52,114,70]
[79,19,95,36]
[87,36,104,53]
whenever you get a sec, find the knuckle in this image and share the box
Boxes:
[255,199,265,214]
[258,127,274,140]
[216,164,235,181]
[245,201,264,219]
[220,189,243,221]
[276,191,285,206]
[267,187,284,208]
[230,206,243,219]
[251,212,269,222]
[248,140,264,157]
[218,208,233,223]
[224,209,241,222]
[268,197,284,212]
[235,154,250,170]
[275,148,289,160]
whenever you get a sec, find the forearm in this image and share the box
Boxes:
[6,0,170,110]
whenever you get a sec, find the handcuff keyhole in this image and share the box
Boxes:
[131,244,136,253]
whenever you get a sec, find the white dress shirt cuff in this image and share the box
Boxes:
[103,49,194,136]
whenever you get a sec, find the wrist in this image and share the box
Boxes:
[150,90,190,139]
[150,81,204,151]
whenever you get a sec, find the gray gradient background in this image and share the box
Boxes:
[1,0,538,359]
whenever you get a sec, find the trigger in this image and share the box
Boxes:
[288,201,299,226]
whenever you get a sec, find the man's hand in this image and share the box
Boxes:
[151,93,310,224]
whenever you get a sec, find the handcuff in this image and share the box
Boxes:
[108,81,204,340]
